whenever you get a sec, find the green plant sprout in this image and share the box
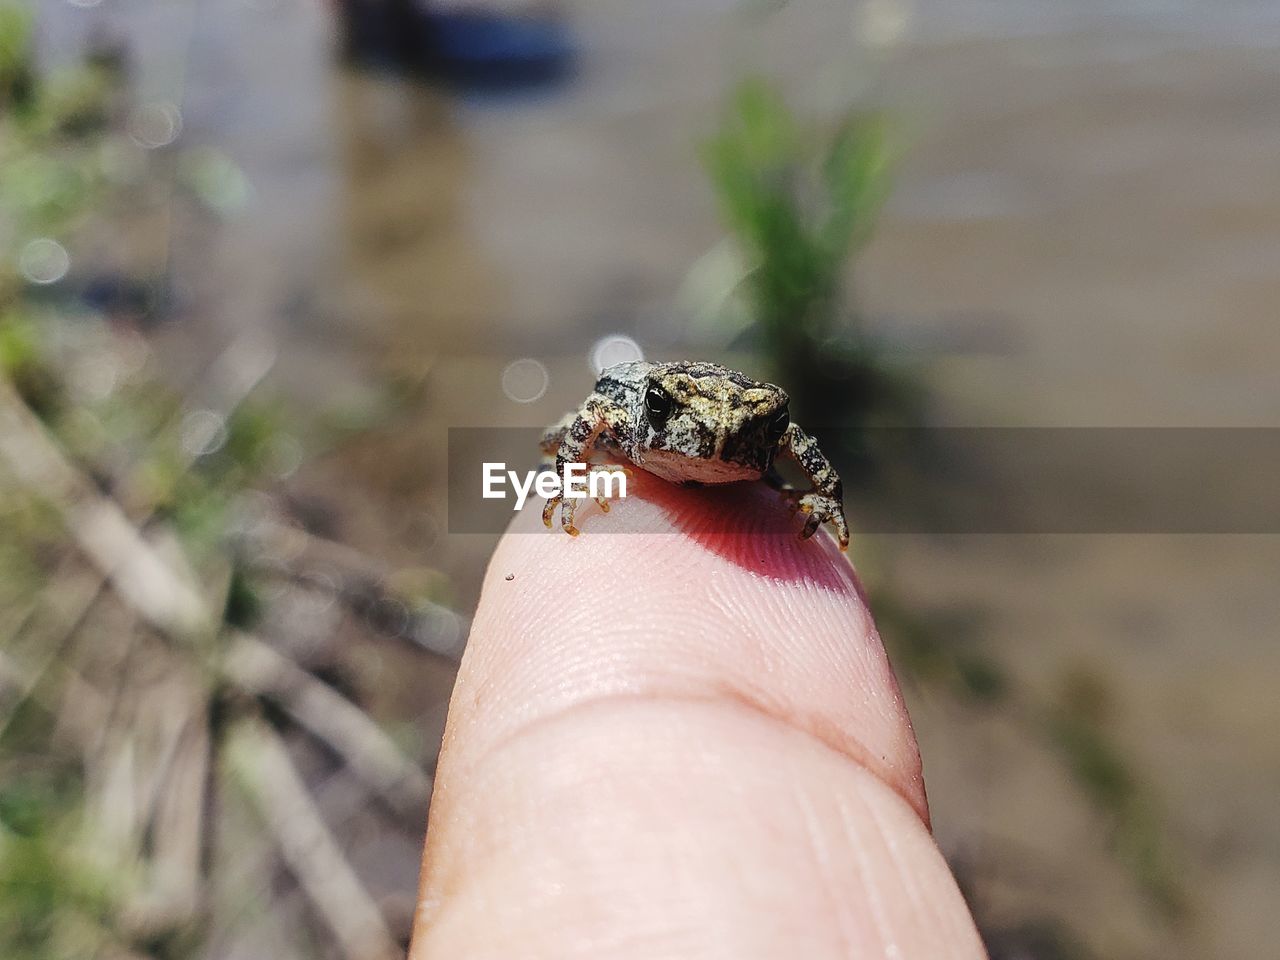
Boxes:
[703,76,917,433]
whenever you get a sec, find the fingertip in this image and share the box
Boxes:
[457,477,925,821]
[412,478,977,957]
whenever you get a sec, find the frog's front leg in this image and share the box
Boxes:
[777,422,850,550]
[541,394,629,536]
[539,411,576,459]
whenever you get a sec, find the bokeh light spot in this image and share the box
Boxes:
[413,605,464,657]
[373,597,409,637]
[856,0,912,49]
[501,358,549,403]
[180,409,229,458]
[300,569,338,611]
[19,238,70,285]
[269,435,305,479]
[589,334,644,376]
[128,102,184,149]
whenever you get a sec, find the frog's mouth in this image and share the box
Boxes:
[637,448,762,485]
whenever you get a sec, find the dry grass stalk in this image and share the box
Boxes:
[225,718,403,960]
[224,633,431,818]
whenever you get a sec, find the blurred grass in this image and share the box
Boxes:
[1045,668,1188,919]
[0,0,33,111]
[703,75,921,440]
[0,10,455,957]
[704,76,892,351]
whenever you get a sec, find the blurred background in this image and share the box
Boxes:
[2,1,1278,958]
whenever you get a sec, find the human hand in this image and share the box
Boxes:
[409,474,986,958]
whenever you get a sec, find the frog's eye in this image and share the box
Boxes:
[765,407,790,444]
[644,384,674,429]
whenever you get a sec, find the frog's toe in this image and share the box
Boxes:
[584,466,626,517]
[799,511,822,540]
[831,507,851,551]
[542,494,563,529]
[793,493,849,548]
[558,497,581,536]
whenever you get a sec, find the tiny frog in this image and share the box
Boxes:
[540,360,849,549]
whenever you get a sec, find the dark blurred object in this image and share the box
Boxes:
[335,0,575,88]
[79,273,166,325]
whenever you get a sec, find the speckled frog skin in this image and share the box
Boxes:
[540,360,849,548]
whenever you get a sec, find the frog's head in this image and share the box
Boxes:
[636,361,789,483]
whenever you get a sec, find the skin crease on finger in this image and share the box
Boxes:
[410,475,987,959]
